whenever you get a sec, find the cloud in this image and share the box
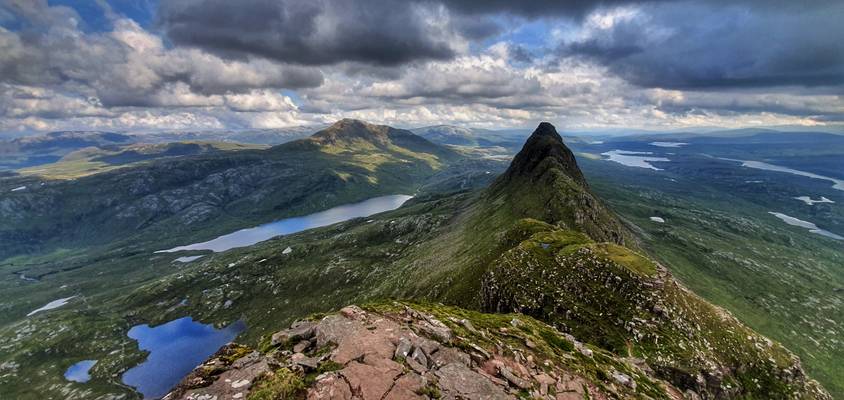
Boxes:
[360,48,543,102]
[642,89,844,117]
[438,0,652,19]
[557,2,844,89]
[0,2,322,110]
[1,0,843,134]
[0,109,226,134]
[0,84,112,119]
[223,90,299,113]
[157,0,461,66]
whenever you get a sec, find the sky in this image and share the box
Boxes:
[1,0,843,135]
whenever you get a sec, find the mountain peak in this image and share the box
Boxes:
[311,118,392,145]
[332,118,371,129]
[500,122,587,186]
[485,122,629,245]
[533,121,563,140]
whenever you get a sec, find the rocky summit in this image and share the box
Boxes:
[498,122,587,188]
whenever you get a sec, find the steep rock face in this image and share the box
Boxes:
[483,122,630,245]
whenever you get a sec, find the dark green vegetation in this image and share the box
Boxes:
[560,131,844,396]
[0,119,462,258]
[0,119,495,398]
[0,122,837,399]
[247,367,305,400]
[448,128,843,396]
[482,219,816,398]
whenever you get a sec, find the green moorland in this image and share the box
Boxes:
[0,123,837,398]
[0,119,462,259]
[578,155,844,397]
[556,131,844,395]
[0,120,501,398]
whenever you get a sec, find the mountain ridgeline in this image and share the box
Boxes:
[471,124,825,398]
[0,121,832,399]
[132,122,827,399]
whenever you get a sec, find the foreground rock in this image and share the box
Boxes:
[165,302,691,400]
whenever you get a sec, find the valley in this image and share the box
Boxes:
[4,1,842,399]
[0,121,841,399]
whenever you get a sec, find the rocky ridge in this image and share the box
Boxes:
[164,302,686,400]
[480,218,830,399]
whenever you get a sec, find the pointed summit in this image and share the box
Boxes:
[486,122,630,245]
[500,122,587,187]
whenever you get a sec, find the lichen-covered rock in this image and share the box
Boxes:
[164,302,701,400]
[271,320,316,346]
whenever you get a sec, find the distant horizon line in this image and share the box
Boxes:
[3,121,844,138]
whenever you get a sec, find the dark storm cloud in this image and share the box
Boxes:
[437,0,655,19]
[558,2,844,90]
[651,94,842,118]
[0,0,323,110]
[439,0,843,17]
[155,0,642,67]
[508,44,534,64]
[157,0,457,66]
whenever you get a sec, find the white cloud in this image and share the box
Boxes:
[0,1,842,134]
[224,90,299,113]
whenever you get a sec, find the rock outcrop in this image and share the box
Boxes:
[164,302,688,400]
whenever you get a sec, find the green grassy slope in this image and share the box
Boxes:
[0,119,460,259]
[584,171,844,398]
[0,122,831,399]
[560,134,844,396]
[482,219,826,398]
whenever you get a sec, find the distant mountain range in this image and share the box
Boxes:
[5,124,840,172]
[0,131,134,170]
[0,127,319,170]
